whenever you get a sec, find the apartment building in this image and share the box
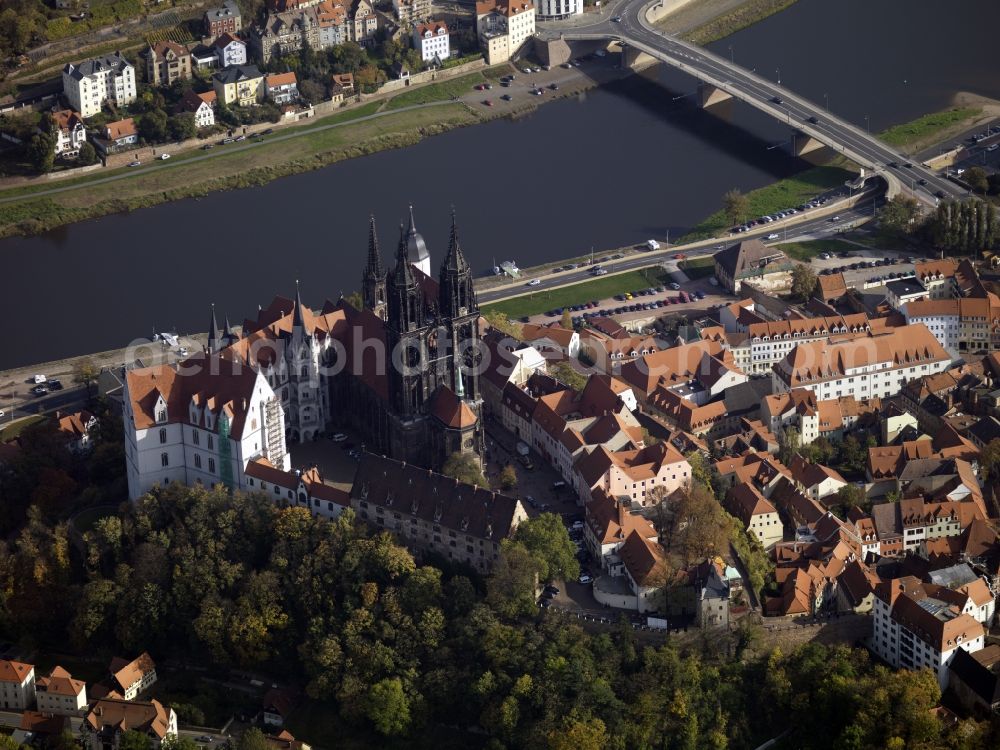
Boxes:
[36,666,87,716]
[741,313,877,375]
[413,20,450,63]
[725,483,783,550]
[772,324,951,401]
[142,41,192,87]
[872,576,985,689]
[62,52,136,118]
[904,294,1000,353]
[349,454,528,573]
[0,660,35,710]
[475,0,535,65]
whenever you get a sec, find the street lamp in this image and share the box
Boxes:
[823,92,829,111]
[728,45,734,64]
[776,67,781,85]
[864,114,870,135]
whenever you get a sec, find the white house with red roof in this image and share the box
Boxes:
[36,666,87,716]
[413,20,450,63]
[0,660,36,710]
[123,351,288,500]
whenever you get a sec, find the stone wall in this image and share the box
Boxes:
[363,58,488,98]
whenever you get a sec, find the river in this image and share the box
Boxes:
[2,0,999,369]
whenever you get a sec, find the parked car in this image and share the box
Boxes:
[331,433,348,442]
[128,160,141,167]
[159,153,171,160]
[32,385,48,396]
[48,379,63,391]
[578,574,593,584]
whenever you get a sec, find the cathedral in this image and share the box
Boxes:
[213,207,485,472]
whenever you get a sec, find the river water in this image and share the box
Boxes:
[2,0,999,368]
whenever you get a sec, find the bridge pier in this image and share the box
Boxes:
[698,83,733,109]
[620,44,658,72]
[793,134,826,157]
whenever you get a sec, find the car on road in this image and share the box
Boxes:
[673,253,686,260]
[594,268,607,275]
[771,96,783,104]
[128,160,141,167]
[806,115,818,124]
[829,215,841,222]
[766,232,779,240]
[888,161,898,168]
[918,178,927,185]
[196,737,213,743]
[989,144,999,152]
[526,278,541,286]
[904,162,913,168]
[0,410,4,418]
[611,15,621,21]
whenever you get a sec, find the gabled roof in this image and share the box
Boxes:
[619,529,667,587]
[84,698,172,739]
[726,483,777,524]
[714,239,787,279]
[0,660,33,684]
[949,645,1000,706]
[585,489,657,545]
[429,385,478,429]
[110,652,155,692]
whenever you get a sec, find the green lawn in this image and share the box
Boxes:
[678,256,714,278]
[678,164,854,243]
[0,414,45,442]
[778,238,859,261]
[386,72,487,109]
[879,107,981,149]
[482,268,669,319]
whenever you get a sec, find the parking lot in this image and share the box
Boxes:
[809,246,917,287]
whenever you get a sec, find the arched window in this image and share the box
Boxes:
[159,428,167,444]
[160,452,169,467]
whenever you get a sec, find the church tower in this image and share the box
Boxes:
[438,210,481,402]
[387,225,427,419]
[207,303,221,354]
[405,205,432,277]
[362,214,387,320]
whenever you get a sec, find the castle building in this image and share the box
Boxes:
[123,209,484,501]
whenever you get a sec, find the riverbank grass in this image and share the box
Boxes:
[386,72,487,109]
[482,268,670,319]
[0,103,475,238]
[878,107,981,151]
[778,238,858,261]
[678,164,853,242]
[679,256,714,278]
[681,0,799,45]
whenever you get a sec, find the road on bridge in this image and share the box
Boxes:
[543,0,964,206]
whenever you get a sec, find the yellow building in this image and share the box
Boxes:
[212,64,265,107]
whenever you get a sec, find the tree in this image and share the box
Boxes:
[722,188,749,227]
[442,452,487,487]
[73,358,99,400]
[47,729,78,750]
[118,731,152,750]
[483,310,523,339]
[498,464,517,490]
[138,109,168,143]
[298,78,326,104]
[27,127,56,174]
[778,426,800,465]
[662,482,729,566]
[833,483,866,517]
[77,142,98,166]
[168,112,197,142]
[980,438,1000,482]
[511,513,580,582]
[547,716,607,750]
[560,308,573,330]
[236,728,269,750]
[364,677,411,736]
[161,737,199,750]
[790,263,817,301]
[878,194,921,236]
[551,361,588,392]
[964,166,989,195]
